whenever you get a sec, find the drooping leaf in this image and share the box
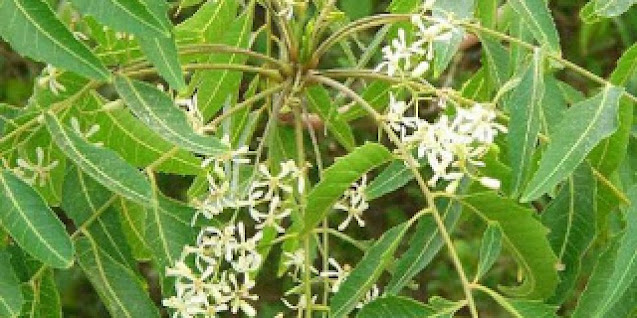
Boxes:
[144,194,196,276]
[0,0,109,80]
[138,36,186,91]
[114,76,229,156]
[195,7,253,120]
[459,192,558,299]
[386,197,462,294]
[301,143,393,235]
[475,223,503,281]
[45,112,153,204]
[0,249,23,317]
[0,170,74,269]
[78,93,201,175]
[76,236,160,318]
[593,0,637,17]
[572,186,637,317]
[330,223,409,318]
[366,160,413,201]
[522,85,623,202]
[541,164,596,304]
[508,50,545,197]
[357,296,434,317]
[115,199,150,261]
[68,0,169,39]
[508,0,561,54]
[306,85,356,150]
[62,166,137,269]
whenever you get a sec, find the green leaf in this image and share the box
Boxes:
[341,81,391,122]
[0,250,23,317]
[78,93,201,175]
[357,296,434,317]
[144,194,196,275]
[19,268,61,318]
[139,36,186,91]
[301,143,393,235]
[306,85,356,150]
[540,76,569,136]
[76,236,160,318]
[541,164,596,304]
[589,99,633,175]
[45,112,153,204]
[114,76,229,156]
[0,170,74,269]
[195,8,253,120]
[478,34,511,89]
[330,223,409,318]
[475,223,503,281]
[366,160,413,201]
[609,43,637,85]
[593,0,637,17]
[0,0,109,80]
[68,0,169,38]
[508,0,561,54]
[572,186,637,317]
[508,50,545,197]
[61,166,137,269]
[521,85,623,202]
[115,199,150,261]
[459,192,558,299]
[175,0,238,45]
[431,0,473,76]
[386,197,462,294]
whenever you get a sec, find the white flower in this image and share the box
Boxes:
[356,285,381,309]
[176,93,206,135]
[201,135,250,170]
[376,29,427,77]
[283,249,318,278]
[250,195,292,234]
[70,117,103,147]
[479,177,501,190]
[282,294,318,311]
[453,104,507,144]
[13,147,59,186]
[334,175,369,231]
[385,93,422,139]
[227,274,258,317]
[37,65,66,96]
[411,14,456,61]
[320,258,351,293]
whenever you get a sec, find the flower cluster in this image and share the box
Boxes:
[12,147,59,187]
[387,95,506,193]
[376,15,456,78]
[334,175,370,231]
[163,222,262,318]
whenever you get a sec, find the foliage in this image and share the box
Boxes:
[0,0,637,317]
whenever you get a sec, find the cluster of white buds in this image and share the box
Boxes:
[163,222,262,318]
[376,14,456,78]
[37,65,66,96]
[333,175,369,231]
[192,136,250,224]
[13,147,59,187]
[247,160,302,236]
[387,95,506,193]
